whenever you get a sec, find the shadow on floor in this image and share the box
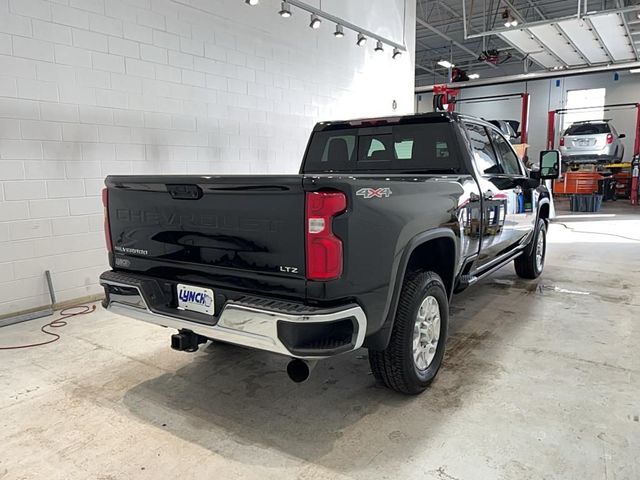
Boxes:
[121,271,545,470]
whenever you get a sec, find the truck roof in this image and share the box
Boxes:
[313,111,489,131]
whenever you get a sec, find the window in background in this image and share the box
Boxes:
[563,88,606,131]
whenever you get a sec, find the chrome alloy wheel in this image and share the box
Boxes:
[535,229,545,272]
[412,295,441,370]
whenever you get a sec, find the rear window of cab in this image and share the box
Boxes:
[303,123,461,173]
[564,123,611,135]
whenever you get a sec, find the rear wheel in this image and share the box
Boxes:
[369,271,449,395]
[514,218,547,279]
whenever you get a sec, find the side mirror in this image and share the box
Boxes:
[539,150,561,180]
[619,133,626,139]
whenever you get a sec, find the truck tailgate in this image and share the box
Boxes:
[105,175,306,299]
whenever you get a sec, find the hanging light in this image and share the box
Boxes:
[392,48,402,59]
[356,33,367,46]
[334,24,344,38]
[502,8,518,27]
[437,60,454,68]
[245,0,259,5]
[468,73,480,79]
[309,13,321,29]
[374,40,384,53]
[278,1,291,17]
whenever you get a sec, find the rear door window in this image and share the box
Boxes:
[464,122,502,175]
[489,129,523,176]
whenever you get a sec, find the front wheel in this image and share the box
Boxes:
[368,271,449,395]
[514,218,547,279]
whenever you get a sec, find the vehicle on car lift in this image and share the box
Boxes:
[488,119,519,144]
[559,120,626,163]
[99,112,561,395]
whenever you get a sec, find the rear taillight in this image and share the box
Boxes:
[305,191,347,281]
[559,136,565,146]
[102,188,112,253]
[606,133,613,144]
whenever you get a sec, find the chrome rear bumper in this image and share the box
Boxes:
[100,272,367,359]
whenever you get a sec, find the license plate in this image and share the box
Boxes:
[578,139,592,146]
[177,284,215,316]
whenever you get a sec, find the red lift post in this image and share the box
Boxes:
[520,93,530,146]
[633,106,640,205]
[547,103,640,203]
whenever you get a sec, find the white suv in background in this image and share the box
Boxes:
[559,120,625,163]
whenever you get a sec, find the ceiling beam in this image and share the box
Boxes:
[617,1,639,61]
[526,0,591,66]
[501,0,567,67]
[415,62,437,75]
[583,16,615,63]
[524,0,546,21]
[464,5,640,39]
[415,16,498,69]
[415,59,640,93]
[416,17,477,57]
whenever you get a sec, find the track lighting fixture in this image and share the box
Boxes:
[278,1,291,17]
[254,2,406,59]
[309,13,321,29]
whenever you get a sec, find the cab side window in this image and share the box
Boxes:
[464,123,502,175]
[489,130,522,176]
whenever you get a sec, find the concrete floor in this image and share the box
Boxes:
[1,200,639,480]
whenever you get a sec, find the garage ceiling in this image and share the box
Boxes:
[416,0,640,86]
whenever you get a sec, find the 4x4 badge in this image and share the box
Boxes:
[356,187,392,199]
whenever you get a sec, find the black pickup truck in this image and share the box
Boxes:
[100,112,560,394]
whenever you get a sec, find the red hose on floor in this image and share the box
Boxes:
[0,304,97,350]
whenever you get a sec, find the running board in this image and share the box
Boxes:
[459,248,525,288]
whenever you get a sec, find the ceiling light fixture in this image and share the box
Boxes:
[468,73,480,79]
[374,40,384,53]
[278,1,291,17]
[437,60,454,69]
[502,8,518,27]
[245,0,259,5]
[630,68,640,73]
[309,13,321,29]
[334,24,344,37]
[392,47,402,59]
[356,33,367,46]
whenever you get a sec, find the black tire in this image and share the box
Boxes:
[514,218,547,279]
[368,271,449,395]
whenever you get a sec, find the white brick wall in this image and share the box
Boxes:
[0,0,415,315]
